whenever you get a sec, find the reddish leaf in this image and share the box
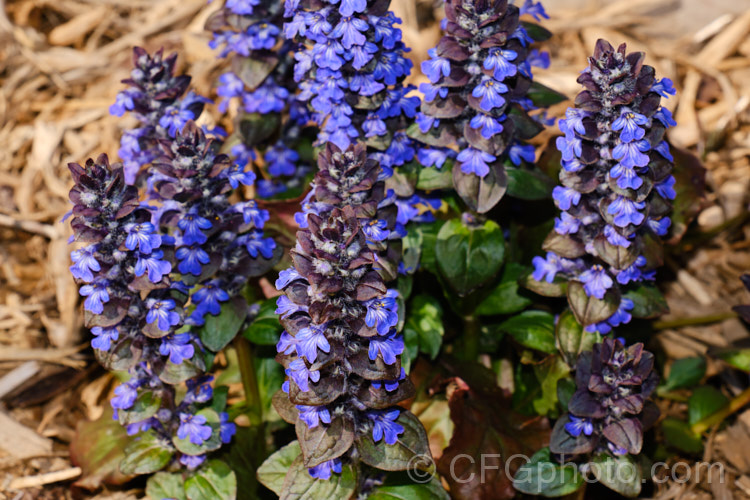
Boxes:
[436,362,550,500]
[668,146,707,245]
[69,408,135,490]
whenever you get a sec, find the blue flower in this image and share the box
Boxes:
[457,147,495,177]
[552,186,581,211]
[469,113,504,139]
[472,77,508,111]
[243,229,277,259]
[243,80,289,114]
[286,358,320,392]
[554,212,581,235]
[91,326,119,351]
[612,109,648,143]
[612,139,650,168]
[368,409,404,445]
[656,176,676,200]
[508,143,535,166]
[135,250,172,283]
[177,413,213,445]
[276,268,305,290]
[561,158,585,173]
[616,256,647,285]
[111,383,138,410]
[609,162,643,190]
[184,375,213,404]
[176,245,210,276]
[159,101,196,137]
[520,0,549,21]
[654,140,673,161]
[308,458,342,480]
[607,297,634,327]
[70,246,100,282]
[532,253,562,283]
[180,454,206,470]
[297,405,332,429]
[564,415,593,437]
[419,82,448,102]
[578,265,613,299]
[421,48,451,83]
[362,114,387,137]
[146,298,181,332]
[109,90,137,117]
[219,412,236,444]
[604,225,632,248]
[227,0,260,15]
[159,333,195,365]
[295,324,331,363]
[556,134,582,161]
[276,331,297,355]
[80,281,110,314]
[417,147,451,169]
[654,107,677,128]
[651,78,676,98]
[265,145,299,177]
[364,290,399,335]
[225,163,256,189]
[362,219,389,242]
[563,108,589,136]
[192,281,230,317]
[125,223,162,254]
[275,295,308,319]
[372,367,406,392]
[483,48,517,80]
[607,196,645,227]
[416,112,438,133]
[368,331,404,365]
[178,213,212,246]
[330,15,368,49]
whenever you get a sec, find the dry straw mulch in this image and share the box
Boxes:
[0,0,749,498]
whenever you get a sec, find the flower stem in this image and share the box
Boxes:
[462,315,480,361]
[234,335,263,426]
[653,311,737,330]
[691,385,750,435]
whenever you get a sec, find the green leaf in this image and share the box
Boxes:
[521,21,553,42]
[555,310,600,367]
[661,417,703,454]
[219,426,264,498]
[557,378,576,412]
[567,281,620,326]
[257,441,301,496]
[688,386,728,426]
[623,284,669,319]
[280,458,357,500]
[505,167,555,200]
[590,453,642,497]
[257,357,284,419]
[416,164,453,190]
[532,356,570,416]
[199,298,247,353]
[527,81,568,108]
[369,476,449,500]
[498,310,556,353]
[404,294,444,359]
[415,221,442,275]
[244,298,283,345]
[69,408,134,489]
[185,459,237,500]
[146,472,186,500]
[173,408,223,456]
[476,263,533,316]
[520,272,568,298]
[513,447,584,497]
[118,390,161,425]
[358,410,431,471]
[119,430,174,475]
[716,348,750,371]
[662,357,706,391]
[435,218,505,296]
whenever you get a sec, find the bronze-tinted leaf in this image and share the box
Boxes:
[452,161,508,214]
[296,416,354,468]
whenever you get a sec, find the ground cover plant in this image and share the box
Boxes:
[5,0,750,499]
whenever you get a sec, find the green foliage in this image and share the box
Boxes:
[497,310,556,353]
[475,263,533,316]
[661,417,703,454]
[119,430,174,475]
[661,357,707,391]
[185,459,237,500]
[403,294,444,365]
[435,218,506,296]
[357,411,432,471]
[513,447,584,497]
[243,298,283,345]
[688,386,728,425]
[590,453,642,497]
[555,310,600,367]
[200,298,247,352]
